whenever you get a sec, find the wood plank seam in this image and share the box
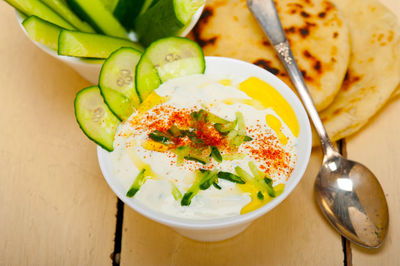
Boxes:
[112,199,125,266]
[338,139,353,266]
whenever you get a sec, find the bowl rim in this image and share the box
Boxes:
[14,4,204,65]
[97,56,312,230]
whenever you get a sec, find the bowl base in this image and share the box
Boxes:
[173,222,251,242]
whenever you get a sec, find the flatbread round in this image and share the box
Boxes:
[314,0,400,145]
[190,0,350,111]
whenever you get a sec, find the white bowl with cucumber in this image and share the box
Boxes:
[11,0,205,83]
[72,36,312,241]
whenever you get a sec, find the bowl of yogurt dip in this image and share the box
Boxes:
[98,56,312,241]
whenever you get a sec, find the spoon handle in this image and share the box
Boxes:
[247,0,336,156]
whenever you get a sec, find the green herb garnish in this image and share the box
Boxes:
[243,135,253,142]
[126,168,147,197]
[264,177,276,197]
[257,191,264,200]
[217,171,246,184]
[181,169,218,206]
[184,156,207,165]
[167,125,182,137]
[148,130,170,144]
[210,146,222,162]
[213,182,222,190]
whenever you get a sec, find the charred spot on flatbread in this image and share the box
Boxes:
[341,71,363,91]
[192,7,219,48]
[253,59,281,75]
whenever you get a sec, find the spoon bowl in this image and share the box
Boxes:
[315,151,389,248]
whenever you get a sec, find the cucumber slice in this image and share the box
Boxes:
[135,54,161,101]
[135,37,204,100]
[174,0,204,24]
[4,0,74,29]
[58,30,144,59]
[66,0,128,38]
[74,86,120,152]
[39,0,95,32]
[135,0,204,46]
[99,47,142,121]
[22,16,62,50]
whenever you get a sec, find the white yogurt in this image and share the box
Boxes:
[110,74,297,219]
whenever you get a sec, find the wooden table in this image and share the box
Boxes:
[0,1,399,265]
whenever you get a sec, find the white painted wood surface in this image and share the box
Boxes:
[0,3,117,265]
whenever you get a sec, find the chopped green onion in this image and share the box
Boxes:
[182,130,203,144]
[236,112,246,136]
[206,112,229,124]
[126,168,147,198]
[234,166,253,183]
[181,169,217,206]
[264,177,276,197]
[171,182,182,201]
[214,120,237,134]
[191,109,228,124]
[248,161,262,179]
[243,135,253,142]
[257,191,264,200]
[190,109,207,122]
[232,135,245,146]
[184,156,206,164]
[213,182,222,190]
[210,146,222,163]
[217,171,246,184]
[181,191,194,206]
[167,125,182,137]
[148,130,170,144]
[199,170,218,190]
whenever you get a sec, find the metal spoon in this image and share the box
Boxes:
[247,0,389,248]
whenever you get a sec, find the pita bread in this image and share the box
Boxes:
[190,0,350,111]
[314,0,400,145]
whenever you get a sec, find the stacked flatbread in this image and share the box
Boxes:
[189,0,400,146]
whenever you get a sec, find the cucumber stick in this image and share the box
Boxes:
[58,30,144,58]
[99,47,142,121]
[99,0,118,11]
[4,0,74,29]
[138,0,158,16]
[135,0,204,45]
[135,37,205,101]
[22,16,62,50]
[39,0,95,32]
[74,86,120,151]
[113,0,145,30]
[100,0,146,30]
[66,0,127,38]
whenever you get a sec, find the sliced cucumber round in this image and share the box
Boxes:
[75,86,120,151]
[135,36,205,101]
[135,54,161,102]
[99,47,143,121]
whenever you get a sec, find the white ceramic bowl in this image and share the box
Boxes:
[15,5,204,84]
[97,56,312,242]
